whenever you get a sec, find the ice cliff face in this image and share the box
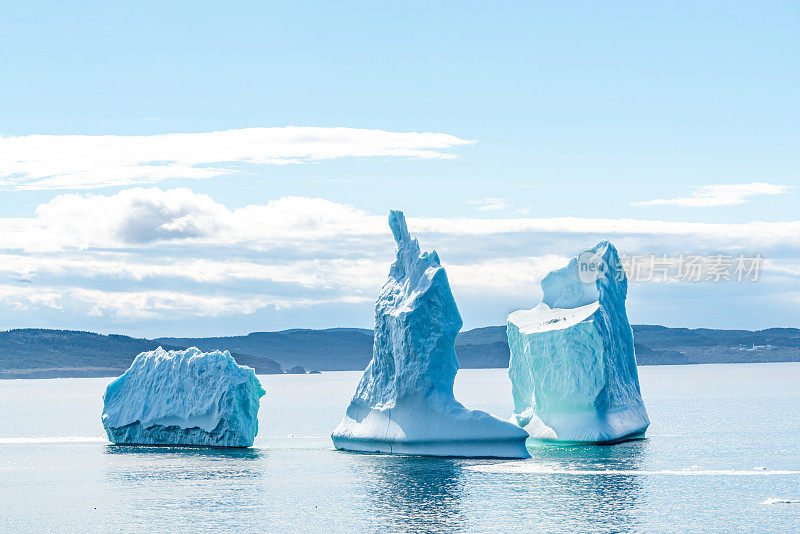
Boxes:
[332,211,530,458]
[507,241,649,443]
[102,347,266,447]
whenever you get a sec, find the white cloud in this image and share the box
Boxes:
[0,253,386,291]
[0,187,386,251]
[0,284,370,320]
[467,197,508,211]
[0,252,566,297]
[631,182,792,208]
[762,258,800,278]
[446,256,567,293]
[4,187,800,254]
[0,127,475,190]
[412,216,800,249]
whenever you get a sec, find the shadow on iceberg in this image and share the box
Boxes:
[331,210,529,458]
[103,443,265,460]
[507,241,649,444]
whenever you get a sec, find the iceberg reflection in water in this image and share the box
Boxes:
[357,456,467,533]
[341,442,647,533]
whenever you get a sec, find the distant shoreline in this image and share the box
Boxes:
[0,367,123,380]
[4,360,800,381]
[2,325,799,379]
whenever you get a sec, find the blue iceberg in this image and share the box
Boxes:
[332,211,530,458]
[507,241,649,443]
[102,347,266,447]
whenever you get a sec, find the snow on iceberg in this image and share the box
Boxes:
[102,347,266,447]
[507,241,649,443]
[332,210,530,458]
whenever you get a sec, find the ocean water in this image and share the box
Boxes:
[1,364,799,533]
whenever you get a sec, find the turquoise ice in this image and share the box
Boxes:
[102,347,265,447]
[331,210,530,458]
[507,241,649,443]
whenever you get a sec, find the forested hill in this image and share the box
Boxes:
[158,328,376,372]
[2,325,799,379]
[0,329,282,379]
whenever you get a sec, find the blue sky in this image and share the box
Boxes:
[1,1,799,336]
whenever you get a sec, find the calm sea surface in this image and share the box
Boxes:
[1,364,799,533]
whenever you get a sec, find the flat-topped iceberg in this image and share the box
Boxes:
[332,210,530,458]
[507,241,649,443]
[102,347,265,447]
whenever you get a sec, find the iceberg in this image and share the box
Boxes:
[507,241,649,443]
[332,210,530,458]
[102,347,266,447]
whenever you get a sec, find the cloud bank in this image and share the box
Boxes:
[1,187,798,332]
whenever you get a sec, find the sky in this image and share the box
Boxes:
[1,1,799,337]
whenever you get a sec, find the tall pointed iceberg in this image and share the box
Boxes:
[332,211,530,458]
[507,241,649,443]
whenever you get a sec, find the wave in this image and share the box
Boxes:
[467,463,800,476]
[762,498,800,505]
[0,436,108,444]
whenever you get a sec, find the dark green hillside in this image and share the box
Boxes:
[0,329,282,378]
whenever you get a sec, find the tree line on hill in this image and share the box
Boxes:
[1,325,798,378]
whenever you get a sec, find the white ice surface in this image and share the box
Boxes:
[332,211,529,458]
[102,347,265,447]
[507,241,649,444]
